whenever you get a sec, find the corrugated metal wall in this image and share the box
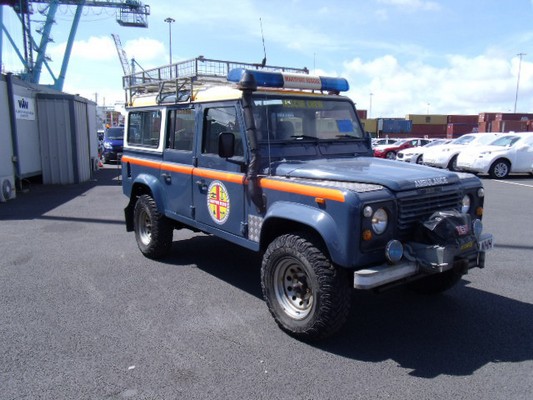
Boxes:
[36,93,93,184]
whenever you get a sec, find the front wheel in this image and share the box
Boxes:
[133,194,173,259]
[261,233,351,340]
[385,151,397,160]
[447,155,458,171]
[489,159,510,179]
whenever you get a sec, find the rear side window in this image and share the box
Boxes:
[127,110,161,148]
[167,108,195,151]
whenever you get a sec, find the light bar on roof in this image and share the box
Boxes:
[227,68,349,92]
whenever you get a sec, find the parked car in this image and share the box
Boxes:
[102,126,124,163]
[372,138,397,147]
[373,138,432,159]
[423,133,500,171]
[456,132,533,178]
[396,139,451,164]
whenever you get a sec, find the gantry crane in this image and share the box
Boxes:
[0,0,150,90]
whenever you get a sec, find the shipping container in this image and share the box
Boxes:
[410,124,447,138]
[446,123,478,138]
[361,118,377,134]
[406,114,448,125]
[357,109,368,119]
[478,113,497,123]
[504,120,528,132]
[447,115,478,124]
[494,113,533,121]
[378,118,412,134]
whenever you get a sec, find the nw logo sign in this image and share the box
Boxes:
[14,95,35,120]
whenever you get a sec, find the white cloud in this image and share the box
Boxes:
[123,37,166,64]
[343,53,532,117]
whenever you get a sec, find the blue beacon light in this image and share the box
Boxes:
[227,68,349,92]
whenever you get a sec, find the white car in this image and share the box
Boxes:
[396,139,451,164]
[456,132,533,178]
[422,133,500,171]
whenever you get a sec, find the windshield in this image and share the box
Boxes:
[253,95,364,142]
[425,139,449,147]
[106,127,124,140]
[489,135,520,147]
[453,135,475,145]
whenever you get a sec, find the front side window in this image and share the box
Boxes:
[202,107,243,156]
[127,110,161,148]
[253,96,364,142]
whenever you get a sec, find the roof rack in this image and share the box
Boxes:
[123,56,309,105]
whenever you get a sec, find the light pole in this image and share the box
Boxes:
[164,17,175,76]
[369,93,373,119]
[514,52,526,113]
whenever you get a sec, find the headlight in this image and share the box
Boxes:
[372,208,388,234]
[104,142,113,149]
[461,194,471,214]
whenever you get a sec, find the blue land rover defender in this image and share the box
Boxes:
[121,58,493,340]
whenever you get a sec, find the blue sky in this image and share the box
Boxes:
[2,0,533,118]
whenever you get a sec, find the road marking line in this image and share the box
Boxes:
[493,180,533,188]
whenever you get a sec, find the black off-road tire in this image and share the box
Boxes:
[261,233,352,340]
[133,194,173,259]
[407,267,463,295]
[447,155,459,171]
[489,159,510,179]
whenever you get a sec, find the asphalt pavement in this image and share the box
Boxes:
[1,166,532,400]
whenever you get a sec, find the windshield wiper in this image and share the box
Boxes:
[290,135,318,141]
[335,134,358,139]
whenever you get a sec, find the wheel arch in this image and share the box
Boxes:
[260,202,347,266]
[124,174,166,232]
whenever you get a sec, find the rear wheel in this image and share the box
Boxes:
[261,233,351,340]
[133,194,173,259]
[489,159,510,179]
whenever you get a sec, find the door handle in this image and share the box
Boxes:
[161,173,171,184]
[196,179,208,191]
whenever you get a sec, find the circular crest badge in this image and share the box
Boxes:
[207,181,230,224]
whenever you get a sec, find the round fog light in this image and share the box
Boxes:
[385,240,404,264]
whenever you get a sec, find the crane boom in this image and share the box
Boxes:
[0,0,150,90]
[111,33,131,76]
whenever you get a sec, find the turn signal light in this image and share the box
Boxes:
[362,229,373,241]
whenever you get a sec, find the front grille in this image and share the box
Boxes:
[397,189,462,238]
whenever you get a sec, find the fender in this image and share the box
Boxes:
[131,173,167,210]
[263,201,348,266]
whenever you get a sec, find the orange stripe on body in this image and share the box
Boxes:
[122,155,344,202]
[260,178,345,202]
[122,155,162,169]
[193,169,245,184]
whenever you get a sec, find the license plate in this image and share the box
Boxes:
[477,234,493,251]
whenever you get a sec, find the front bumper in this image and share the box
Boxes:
[423,153,451,168]
[353,233,493,289]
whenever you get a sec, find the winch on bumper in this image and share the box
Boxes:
[354,210,494,289]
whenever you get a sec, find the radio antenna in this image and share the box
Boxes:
[259,17,267,68]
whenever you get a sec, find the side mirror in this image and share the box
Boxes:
[218,132,235,158]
